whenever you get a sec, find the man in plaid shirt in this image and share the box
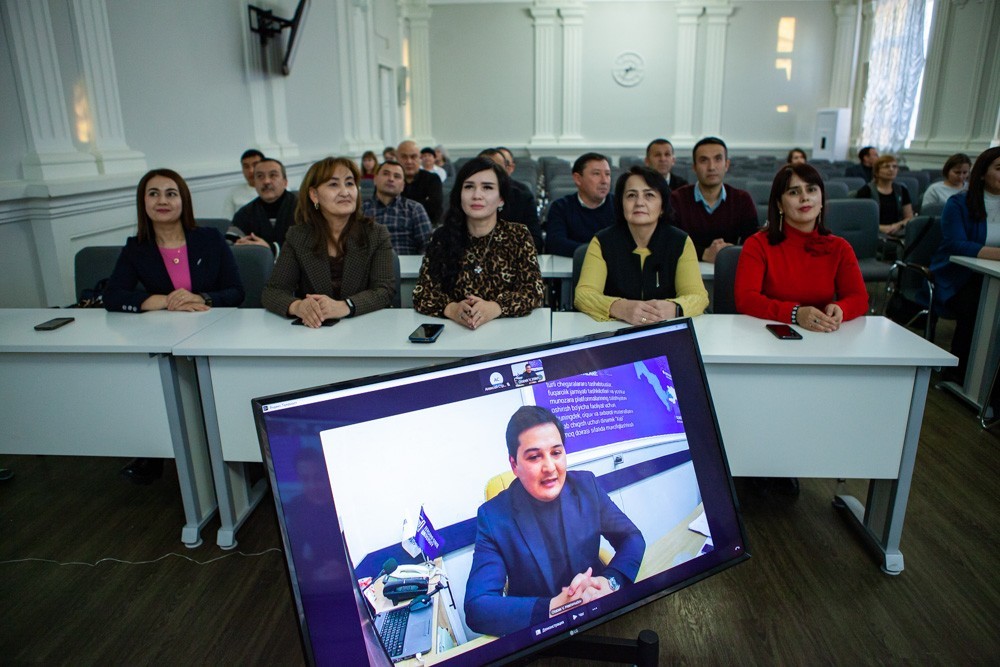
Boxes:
[362,160,433,255]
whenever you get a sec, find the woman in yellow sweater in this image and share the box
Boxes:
[574,166,708,324]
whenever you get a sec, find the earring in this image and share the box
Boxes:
[313,201,319,210]
[778,210,784,231]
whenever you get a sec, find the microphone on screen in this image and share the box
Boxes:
[360,557,399,593]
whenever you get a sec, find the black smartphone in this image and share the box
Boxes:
[34,317,75,331]
[766,323,803,340]
[292,318,338,327]
[409,323,444,343]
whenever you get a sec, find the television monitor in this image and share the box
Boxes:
[253,320,749,666]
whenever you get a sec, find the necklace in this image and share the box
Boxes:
[473,227,496,275]
[163,246,184,265]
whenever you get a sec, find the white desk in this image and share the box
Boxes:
[943,256,1000,419]
[552,312,957,574]
[0,308,230,547]
[174,307,553,549]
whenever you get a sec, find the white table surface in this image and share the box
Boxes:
[552,313,956,367]
[0,308,232,353]
[949,255,1000,278]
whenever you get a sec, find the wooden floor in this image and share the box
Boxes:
[2,363,999,664]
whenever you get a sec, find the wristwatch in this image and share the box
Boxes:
[200,292,213,307]
[606,575,620,592]
[345,298,357,318]
[675,303,684,317]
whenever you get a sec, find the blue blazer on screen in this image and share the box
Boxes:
[929,191,988,307]
[464,470,645,637]
[104,226,245,312]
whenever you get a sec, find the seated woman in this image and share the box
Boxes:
[413,157,544,329]
[574,166,708,324]
[786,148,807,165]
[105,168,245,483]
[261,157,395,327]
[735,162,868,332]
[855,154,914,236]
[105,168,244,313]
[360,150,378,181]
[921,153,971,210]
[929,146,1000,382]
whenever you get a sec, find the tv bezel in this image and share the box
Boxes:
[252,320,750,666]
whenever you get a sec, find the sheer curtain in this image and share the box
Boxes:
[859,0,926,153]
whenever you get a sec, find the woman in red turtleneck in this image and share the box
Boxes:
[735,163,868,332]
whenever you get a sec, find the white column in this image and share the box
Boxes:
[69,0,146,175]
[828,1,860,109]
[962,0,1000,149]
[400,0,434,147]
[702,3,734,136]
[528,5,559,149]
[672,4,703,146]
[336,1,382,154]
[558,5,585,144]
[4,0,98,180]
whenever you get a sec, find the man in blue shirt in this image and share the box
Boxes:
[362,161,432,255]
[544,153,615,257]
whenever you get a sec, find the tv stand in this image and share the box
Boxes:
[535,629,659,666]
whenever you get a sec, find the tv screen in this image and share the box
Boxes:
[253,320,749,666]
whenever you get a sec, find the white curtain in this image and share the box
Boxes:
[860,0,926,153]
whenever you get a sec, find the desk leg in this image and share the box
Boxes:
[940,275,1000,413]
[194,357,268,550]
[834,366,930,575]
[159,355,218,548]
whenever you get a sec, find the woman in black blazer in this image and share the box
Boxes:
[104,169,244,313]
[261,156,395,327]
[105,168,244,484]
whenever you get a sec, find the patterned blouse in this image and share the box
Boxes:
[413,220,545,317]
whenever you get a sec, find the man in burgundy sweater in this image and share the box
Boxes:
[670,137,759,263]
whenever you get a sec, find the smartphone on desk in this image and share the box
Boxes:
[291,318,338,327]
[409,323,444,343]
[34,317,75,331]
[766,323,803,340]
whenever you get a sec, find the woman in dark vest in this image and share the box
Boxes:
[855,154,914,236]
[574,165,708,324]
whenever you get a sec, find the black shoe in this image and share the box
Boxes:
[771,477,800,498]
[120,458,164,485]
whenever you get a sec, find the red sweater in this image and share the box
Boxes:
[734,226,869,323]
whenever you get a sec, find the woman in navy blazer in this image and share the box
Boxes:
[930,146,1000,380]
[104,169,244,313]
[105,168,243,484]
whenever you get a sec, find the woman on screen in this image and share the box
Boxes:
[261,157,395,327]
[412,157,544,329]
[105,168,245,484]
[360,150,378,181]
[786,148,807,165]
[574,165,708,324]
[104,168,244,314]
[734,163,868,332]
[929,146,1000,382]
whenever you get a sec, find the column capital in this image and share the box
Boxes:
[834,0,858,19]
[398,0,431,22]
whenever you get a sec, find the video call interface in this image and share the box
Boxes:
[257,322,747,666]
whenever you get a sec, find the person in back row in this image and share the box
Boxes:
[921,153,971,210]
[544,152,615,257]
[226,148,263,217]
[644,138,688,189]
[398,140,443,224]
[232,157,297,255]
[670,137,759,263]
[855,154,914,236]
[362,160,432,255]
[845,146,879,181]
